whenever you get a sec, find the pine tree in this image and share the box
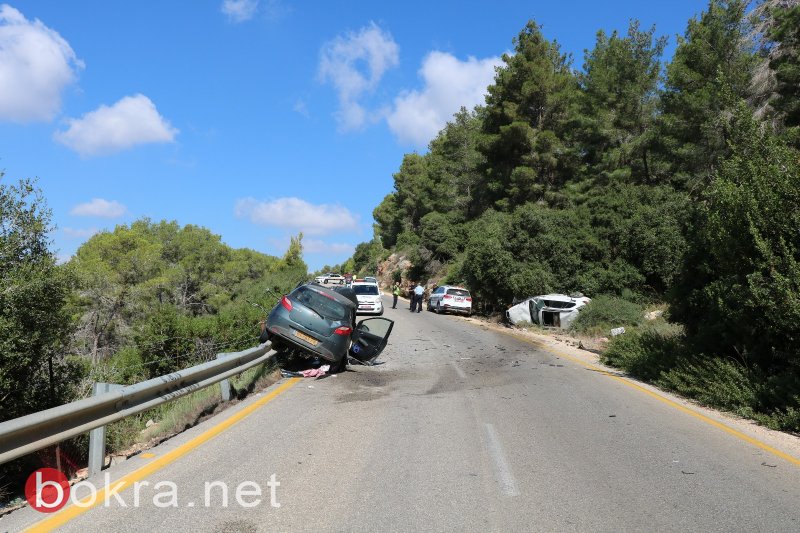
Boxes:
[578,21,666,184]
[658,0,756,192]
[479,20,580,210]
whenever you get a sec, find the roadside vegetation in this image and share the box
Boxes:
[0,176,307,500]
[103,361,278,456]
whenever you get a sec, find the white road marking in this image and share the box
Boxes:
[484,423,520,497]
[450,360,467,379]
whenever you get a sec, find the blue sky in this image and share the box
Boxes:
[0,0,710,271]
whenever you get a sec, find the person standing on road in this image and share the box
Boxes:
[413,282,424,313]
[392,282,401,309]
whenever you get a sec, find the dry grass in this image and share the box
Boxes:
[107,360,279,458]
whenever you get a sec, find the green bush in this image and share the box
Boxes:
[601,322,685,380]
[657,357,800,431]
[669,107,800,371]
[657,357,760,414]
[569,294,644,335]
[602,324,800,432]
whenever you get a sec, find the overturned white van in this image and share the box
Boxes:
[506,294,591,329]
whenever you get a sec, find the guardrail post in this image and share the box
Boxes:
[88,382,123,477]
[217,354,231,401]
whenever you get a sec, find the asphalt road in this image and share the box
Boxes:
[6,295,800,532]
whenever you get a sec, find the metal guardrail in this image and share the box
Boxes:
[0,342,274,465]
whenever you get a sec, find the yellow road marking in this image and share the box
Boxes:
[139,453,155,459]
[26,378,301,532]
[500,330,800,468]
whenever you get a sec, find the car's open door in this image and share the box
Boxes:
[349,317,394,363]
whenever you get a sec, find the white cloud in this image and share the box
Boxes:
[293,99,309,118]
[387,51,501,146]
[0,5,83,122]
[221,0,258,23]
[303,239,355,255]
[62,226,99,239]
[70,198,127,218]
[54,94,178,156]
[235,197,359,236]
[262,0,291,22]
[319,22,399,131]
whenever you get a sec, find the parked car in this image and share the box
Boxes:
[350,280,384,315]
[313,272,336,284]
[363,276,378,284]
[428,285,472,315]
[323,273,345,285]
[506,294,591,329]
[260,283,394,371]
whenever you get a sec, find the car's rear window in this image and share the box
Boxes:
[446,289,470,297]
[352,284,380,295]
[291,286,348,320]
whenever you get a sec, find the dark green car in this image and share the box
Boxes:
[260,283,394,372]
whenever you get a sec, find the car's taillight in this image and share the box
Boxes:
[281,295,292,311]
[466,297,472,302]
[334,326,352,336]
[444,294,452,299]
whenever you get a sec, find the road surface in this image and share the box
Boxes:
[6,295,800,532]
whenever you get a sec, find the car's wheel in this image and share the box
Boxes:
[329,354,347,373]
[378,308,384,316]
[259,328,270,344]
[271,338,287,352]
[427,300,432,311]
[436,302,442,314]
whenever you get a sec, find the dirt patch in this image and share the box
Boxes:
[425,373,465,396]
[334,367,424,403]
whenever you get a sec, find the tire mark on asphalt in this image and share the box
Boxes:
[484,423,520,497]
[450,360,467,379]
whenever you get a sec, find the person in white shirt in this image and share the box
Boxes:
[413,282,424,313]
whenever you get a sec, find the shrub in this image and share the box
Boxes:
[602,324,800,432]
[601,322,685,380]
[669,106,800,370]
[570,294,644,335]
[656,357,760,415]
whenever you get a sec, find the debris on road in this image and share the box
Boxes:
[280,365,331,378]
